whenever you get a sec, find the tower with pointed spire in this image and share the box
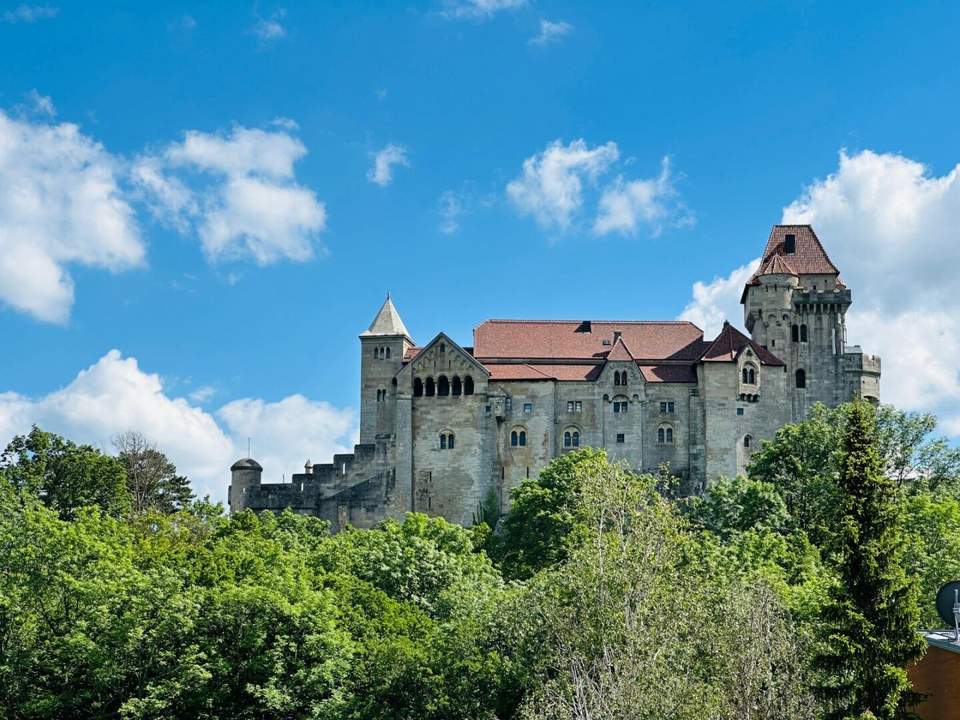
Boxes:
[359,294,415,444]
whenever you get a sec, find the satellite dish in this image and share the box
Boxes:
[935,581,960,627]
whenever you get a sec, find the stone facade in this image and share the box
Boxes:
[229,224,881,530]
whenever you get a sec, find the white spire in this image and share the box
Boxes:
[360,294,412,339]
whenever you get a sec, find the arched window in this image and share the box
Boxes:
[437,375,450,396]
[744,435,752,449]
[511,428,527,447]
[452,376,462,396]
[658,424,674,445]
[791,325,799,342]
[564,431,571,447]
[614,370,621,386]
[620,371,627,387]
[385,347,391,359]
[800,324,808,342]
[563,428,581,448]
[413,378,423,397]
[440,432,455,450]
[519,431,526,446]
[572,431,580,447]
[448,432,455,449]
[511,430,518,447]
[464,376,474,395]
[426,377,435,397]
[795,369,806,389]
[440,433,447,450]
[742,363,756,385]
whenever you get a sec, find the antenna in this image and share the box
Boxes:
[935,581,960,643]
[247,437,251,458]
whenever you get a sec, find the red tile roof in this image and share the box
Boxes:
[742,224,842,302]
[759,225,839,275]
[403,347,421,361]
[758,253,797,276]
[701,321,784,366]
[485,364,601,381]
[606,336,636,361]
[473,320,705,362]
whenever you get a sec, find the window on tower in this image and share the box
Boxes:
[796,368,806,389]
[784,233,796,254]
[800,324,808,342]
[791,324,799,342]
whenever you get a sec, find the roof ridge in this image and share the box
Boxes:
[478,319,699,325]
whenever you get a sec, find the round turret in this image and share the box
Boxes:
[229,457,263,514]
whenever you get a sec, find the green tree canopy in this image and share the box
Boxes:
[0,426,130,518]
[113,430,194,513]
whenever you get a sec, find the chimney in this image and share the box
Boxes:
[613,331,622,343]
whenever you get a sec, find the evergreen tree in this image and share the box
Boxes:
[814,401,924,720]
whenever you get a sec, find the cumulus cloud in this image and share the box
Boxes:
[0,350,356,502]
[594,157,692,236]
[507,139,619,231]
[507,140,690,236]
[529,18,573,46]
[680,149,960,434]
[439,0,527,20]
[367,143,409,187]
[1,4,58,23]
[24,89,55,116]
[136,125,327,264]
[0,111,145,323]
[678,258,761,338]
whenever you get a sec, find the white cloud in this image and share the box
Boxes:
[440,0,527,20]
[594,157,692,236]
[0,350,356,502]
[138,125,327,264]
[529,18,572,46]
[438,190,464,234]
[507,139,619,231]
[189,385,216,403]
[1,4,58,23]
[251,9,287,41]
[678,258,761,338]
[680,149,960,435]
[219,395,356,486]
[0,111,145,323]
[367,143,409,187]
[25,89,55,116]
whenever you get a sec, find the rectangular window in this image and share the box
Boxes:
[737,408,744,416]
[567,401,574,412]
[613,401,628,413]
[616,433,625,444]
[523,402,533,414]
[660,401,676,413]
[575,401,582,412]
[505,397,512,412]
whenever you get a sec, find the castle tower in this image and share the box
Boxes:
[742,224,877,420]
[358,294,414,444]
[228,457,262,514]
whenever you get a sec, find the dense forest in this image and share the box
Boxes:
[2,401,959,719]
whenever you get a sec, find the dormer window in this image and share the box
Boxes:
[784,233,796,254]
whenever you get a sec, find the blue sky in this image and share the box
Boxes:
[2,0,959,499]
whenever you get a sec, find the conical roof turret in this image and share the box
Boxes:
[360,294,413,341]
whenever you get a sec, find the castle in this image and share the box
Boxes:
[229,225,881,530]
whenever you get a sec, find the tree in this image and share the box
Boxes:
[813,401,924,720]
[492,447,608,580]
[113,431,194,513]
[513,459,818,720]
[0,426,130,518]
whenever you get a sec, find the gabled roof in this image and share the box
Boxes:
[360,294,412,340]
[408,331,489,376]
[638,364,698,383]
[606,336,636,362]
[473,320,705,362]
[701,321,784,366]
[758,253,797,276]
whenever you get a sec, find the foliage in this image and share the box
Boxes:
[813,401,924,720]
[0,425,130,518]
[491,447,608,580]
[114,430,194,513]
[511,461,819,720]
